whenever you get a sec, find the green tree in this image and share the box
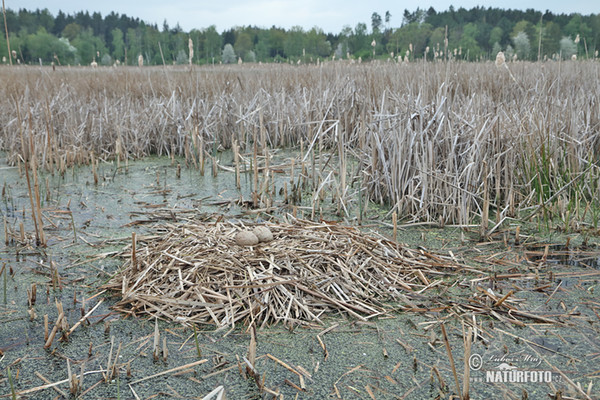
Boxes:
[269,27,286,58]
[489,26,503,48]
[511,20,535,42]
[72,27,108,64]
[62,23,81,41]
[222,43,236,63]
[203,25,222,63]
[234,31,253,60]
[126,27,141,65]
[564,14,592,40]
[540,21,561,57]
[513,31,531,60]
[254,30,271,61]
[25,27,72,63]
[305,27,331,58]
[371,12,382,33]
[388,22,432,59]
[459,23,481,60]
[349,22,369,57]
[427,26,445,54]
[559,36,577,59]
[284,26,304,59]
[337,26,352,58]
[111,28,124,61]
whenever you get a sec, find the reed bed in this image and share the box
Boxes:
[102,217,463,328]
[1,61,599,227]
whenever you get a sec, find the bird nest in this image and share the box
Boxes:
[103,217,460,328]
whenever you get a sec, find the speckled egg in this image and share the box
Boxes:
[252,226,273,242]
[235,231,259,246]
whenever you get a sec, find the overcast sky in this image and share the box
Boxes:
[13,1,597,34]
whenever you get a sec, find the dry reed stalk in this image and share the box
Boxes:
[153,318,160,361]
[27,283,36,307]
[462,327,473,400]
[233,140,240,189]
[441,323,461,398]
[34,372,68,398]
[130,359,208,385]
[199,130,204,175]
[247,324,256,375]
[1,0,11,65]
[162,336,168,361]
[23,160,40,246]
[31,160,46,246]
[480,162,489,240]
[131,232,137,272]
[67,359,78,396]
[44,311,64,348]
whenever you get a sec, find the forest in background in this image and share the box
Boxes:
[1,6,598,66]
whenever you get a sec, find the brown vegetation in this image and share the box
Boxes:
[1,61,598,227]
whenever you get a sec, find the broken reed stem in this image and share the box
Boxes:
[67,299,104,336]
[2,263,6,304]
[480,161,489,240]
[247,324,257,375]
[234,140,240,189]
[28,283,37,307]
[67,359,78,396]
[193,325,202,358]
[392,211,397,241]
[44,311,64,348]
[130,359,208,385]
[70,211,77,243]
[441,323,462,398]
[33,160,46,246]
[252,129,259,207]
[23,160,41,246]
[153,318,160,361]
[131,232,137,272]
[462,327,473,400]
[91,152,98,186]
[199,131,204,176]
[34,372,68,398]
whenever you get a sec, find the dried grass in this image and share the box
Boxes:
[103,216,462,328]
[1,62,598,227]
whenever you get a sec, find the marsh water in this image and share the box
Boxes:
[1,155,600,399]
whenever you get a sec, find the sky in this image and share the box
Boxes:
[13,1,598,34]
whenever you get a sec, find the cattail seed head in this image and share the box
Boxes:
[188,38,194,65]
[495,51,506,67]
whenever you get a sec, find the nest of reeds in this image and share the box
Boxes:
[104,217,460,328]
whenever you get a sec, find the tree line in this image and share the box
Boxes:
[1,6,598,66]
